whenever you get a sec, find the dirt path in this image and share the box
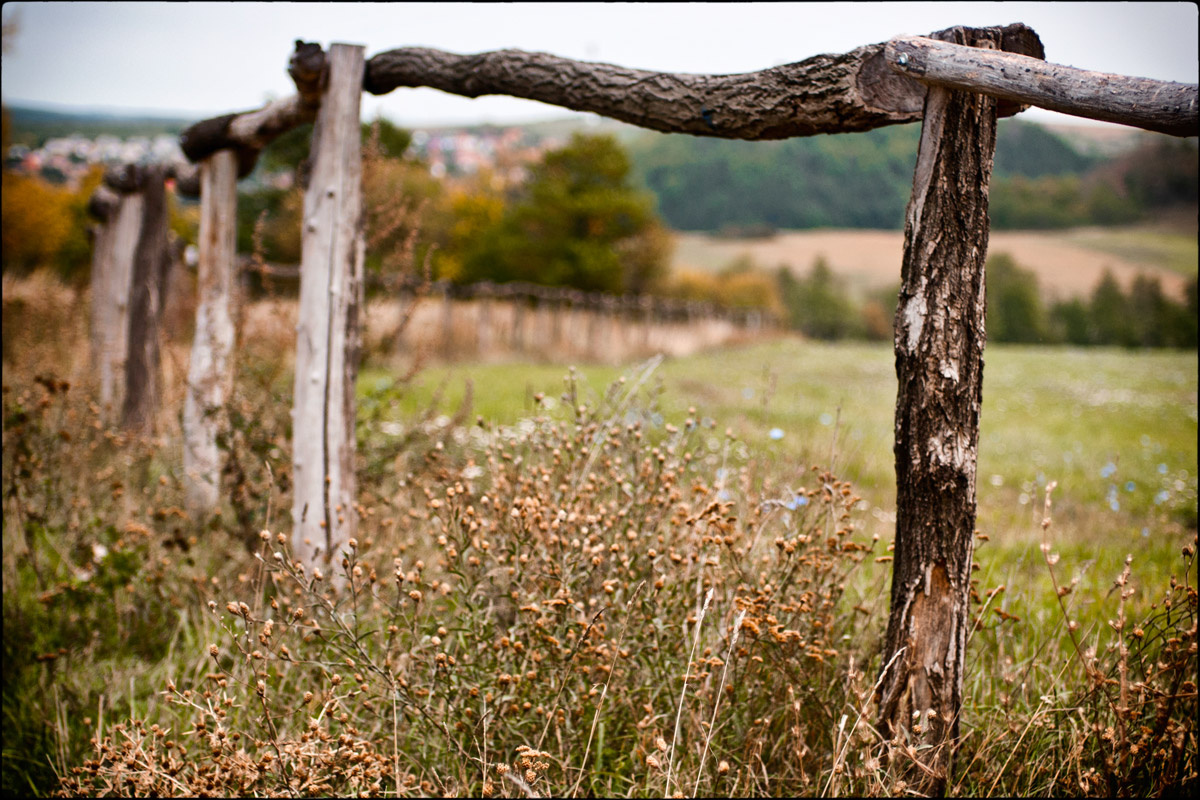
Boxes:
[673,228,1193,300]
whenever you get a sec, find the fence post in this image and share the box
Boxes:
[292,43,366,574]
[183,150,238,517]
[876,35,999,795]
[121,165,170,435]
[89,186,144,421]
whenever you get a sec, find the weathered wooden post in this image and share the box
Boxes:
[875,32,1000,795]
[121,165,171,435]
[88,183,144,420]
[292,43,366,573]
[183,150,238,517]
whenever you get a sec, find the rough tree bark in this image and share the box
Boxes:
[183,150,238,517]
[886,37,1197,137]
[120,165,171,435]
[363,24,1041,139]
[876,30,1000,797]
[88,185,143,420]
[292,43,366,573]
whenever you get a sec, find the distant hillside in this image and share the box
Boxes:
[9,102,1190,235]
[6,104,197,148]
[623,119,1103,231]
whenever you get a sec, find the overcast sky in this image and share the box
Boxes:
[2,2,1197,129]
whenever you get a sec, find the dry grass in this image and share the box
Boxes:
[2,273,1195,797]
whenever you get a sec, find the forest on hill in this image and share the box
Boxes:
[624,119,1198,232]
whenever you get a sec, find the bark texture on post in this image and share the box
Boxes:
[877,31,1000,796]
[183,151,238,517]
[292,43,366,572]
[121,166,170,435]
[88,186,143,419]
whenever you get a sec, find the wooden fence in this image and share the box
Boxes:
[84,23,1196,793]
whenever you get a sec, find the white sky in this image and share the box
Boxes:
[1,2,1197,129]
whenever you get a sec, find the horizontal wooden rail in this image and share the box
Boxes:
[362,24,1042,139]
[885,37,1198,137]
[170,25,1041,190]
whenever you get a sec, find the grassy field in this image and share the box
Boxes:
[369,339,1197,531]
[368,339,1197,652]
[5,294,1196,796]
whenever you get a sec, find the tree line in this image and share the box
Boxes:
[761,251,1198,348]
[3,116,1195,351]
[626,119,1198,231]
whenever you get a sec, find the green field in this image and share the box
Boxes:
[366,339,1198,591]
[1064,225,1199,278]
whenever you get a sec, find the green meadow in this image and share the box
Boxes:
[366,338,1198,600]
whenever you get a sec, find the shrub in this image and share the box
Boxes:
[56,366,879,797]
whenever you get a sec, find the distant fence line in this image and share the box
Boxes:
[235,256,772,328]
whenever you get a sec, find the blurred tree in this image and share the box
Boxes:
[861,283,900,341]
[1089,270,1135,347]
[362,116,412,160]
[1128,274,1170,348]
[1,167,99,283]
[1120,138,1199,209]
[1049,298,1091,345]
[985,252,1047,343]
[239,115,432,280]
[361,131,441,280]
[453,133,669,293]
[777,256,862,340]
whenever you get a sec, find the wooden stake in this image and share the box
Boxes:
[292,43,366,572]
[89,188,143,420]
[877,33,999,796]
[183,150,238,517]
[121,166,170,435]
